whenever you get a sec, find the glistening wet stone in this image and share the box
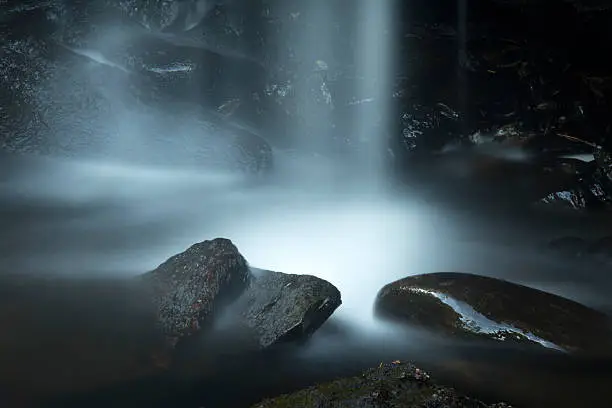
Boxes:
[139,238,251,347]
[375,272,612,355]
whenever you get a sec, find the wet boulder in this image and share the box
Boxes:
[0,238,340,403]
[533,154,612,212]
[535,179,612,212]
[536,189,591,211]
[252,360,510,408]
[139,238,251,347]
[375,272,612,355]
[232,268,342,348]
[139,238,340,354]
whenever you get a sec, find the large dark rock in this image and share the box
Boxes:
[375,272,612,355]
[139,238,251,346]
[233,268,342,348]
[252,360,511,408]
[139,240,341,351]
[0,238,341,404]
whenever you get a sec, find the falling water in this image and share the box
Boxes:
[2,0,612,341]
[354,0,395,179]
[2,2,612,407]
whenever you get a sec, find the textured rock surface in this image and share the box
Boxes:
[139,241,341,350]
[0,238,342,404]
[375,273,612,354]
[0,5,272,174]
[139,238,251,345]
[252,361,511,408]
[237,268,342,348]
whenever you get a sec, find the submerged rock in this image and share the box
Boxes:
[139,238,251,346]
[253,360,510,408]
[375,273,612,355]
[546,236,588,258]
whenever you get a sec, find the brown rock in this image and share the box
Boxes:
[375,272,612,355]
[138,238,251,346]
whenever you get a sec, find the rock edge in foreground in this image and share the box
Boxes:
[252,361,511,408]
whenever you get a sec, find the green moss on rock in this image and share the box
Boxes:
[252,361,511,407]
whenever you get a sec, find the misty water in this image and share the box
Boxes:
[3,145,612,407]
[3,3,612,407]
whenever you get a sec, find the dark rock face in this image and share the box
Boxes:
[375,273,612,355]
[0,4,273,175]
[139,239,341,352]
[0,238,341,403]
[252,360,511,408]
[139,238,251,345]
[236,268,342,348]
[6,0,612,195]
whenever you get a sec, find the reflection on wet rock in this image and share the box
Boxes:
[538,190,589,210]
[375,272,612,355]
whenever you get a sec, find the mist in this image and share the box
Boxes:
[2,1,612,407]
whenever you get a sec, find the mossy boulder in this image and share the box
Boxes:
[252,361,511,408]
